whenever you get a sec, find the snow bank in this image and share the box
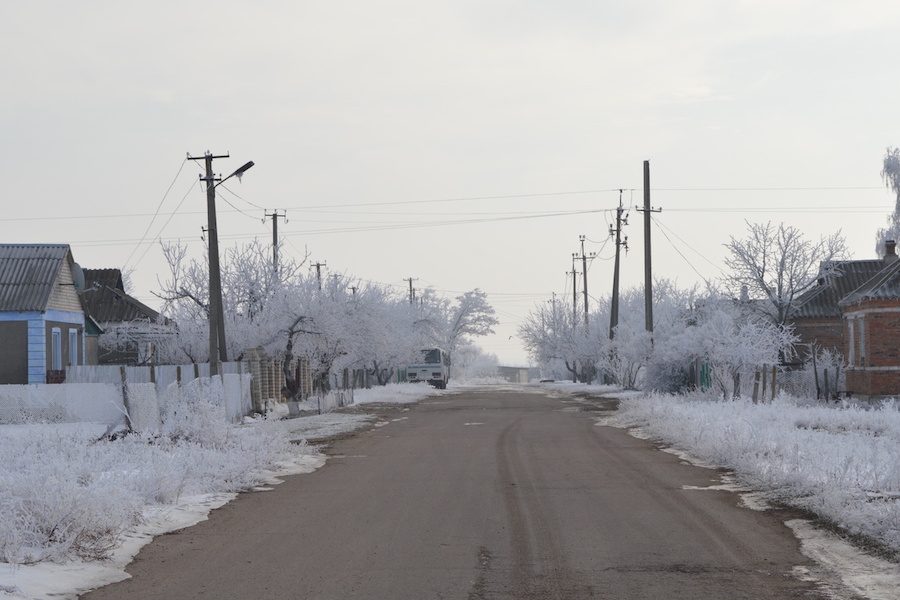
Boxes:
[0,384,124,426]
[353,382,449,405]
[271,413,375,443]
[0,379,313,571]
[608,393,900,552]
[539,381,623,396]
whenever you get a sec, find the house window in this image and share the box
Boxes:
[847,319,856,366]
[51,328,62,370]
[859,317,866,367]
[68,329,79,366]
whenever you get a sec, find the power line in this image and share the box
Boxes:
[122,158,188,270]
[219,182,266,210]
[58,207,609,247]
[129,179,201,269]
[652,216,727,275]
[655,185,882,192]
[216,187,263,220]
[651,218,712,286]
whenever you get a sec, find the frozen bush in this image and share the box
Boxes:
[0,380,302,564]
[612,393,900,551]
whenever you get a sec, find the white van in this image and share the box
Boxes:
[406,348,450,389]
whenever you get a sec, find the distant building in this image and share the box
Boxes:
[789,240,900,398]
[0,244,91,383]
[79,268,167,365]
[839,246,900,399]
[791,258,886,357]
[497,366,529,384]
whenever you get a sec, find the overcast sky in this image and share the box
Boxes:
[3,1,900,364]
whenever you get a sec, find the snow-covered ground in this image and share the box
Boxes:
[605,393,900,554]
[0,380,468,599]
[353,382,451,405]
[0,388,320,600]
[549,384,900,598]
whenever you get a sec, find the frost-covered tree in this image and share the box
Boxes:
[876,146,900,257]
[451,342,500,381]
[152,239,492,395]
[428,289,498,367]
[653,295,796,398]
[723,221,847,327]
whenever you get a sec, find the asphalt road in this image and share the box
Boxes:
[83,387,828,599]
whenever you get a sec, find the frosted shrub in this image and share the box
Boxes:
[613,393,900,551]
[160,378,231,448]
[0,382,300,564]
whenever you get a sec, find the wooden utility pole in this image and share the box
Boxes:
[188,151,230,374]
[312,261,326,291]
[568,262,579,325]
[404,277,418,305]
[264,210,287,272]
[575,235,596,330]
[609,190,629,340]
[636,161,661,336]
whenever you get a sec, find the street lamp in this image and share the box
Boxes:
[187,152,255,377]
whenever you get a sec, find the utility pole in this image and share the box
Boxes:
[636,160,662,336]
[568,264,579,325]
[188,151,230,375]
[350,285,358,297]
[609,190,629,340]
[312,261,326,291]
[575,235,597,330]
[264,210,287,272]
[404,277,418,305]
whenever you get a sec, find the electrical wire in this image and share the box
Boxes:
[652,216,727,275]
[122,158,188,270]
[129,179,200,269]
[652,218,712,286]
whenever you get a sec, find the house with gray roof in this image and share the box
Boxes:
[790,240,900,398]
[0,244,91,383]
[80,268,168,365]
[790,258,887,357]
[838,243,900,398]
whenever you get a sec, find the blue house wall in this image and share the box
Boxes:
[0,309,84,383]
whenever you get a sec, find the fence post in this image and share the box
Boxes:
[193,363,200,380]
[119,365,133,432]
[811,348,820,400]
[770,366,777,402]
[823,367,830,401]
[752,370,760,403]
[176,365,182,385]
[149,364,156,385]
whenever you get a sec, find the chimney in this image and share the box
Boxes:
[886,240,898,264]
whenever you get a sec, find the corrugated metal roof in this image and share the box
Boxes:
[840,258,900,306]
[792,260,887,318]
[80,283,161,324]
[0,244,71,311]
[83,268,124,291]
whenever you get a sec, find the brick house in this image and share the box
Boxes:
[839,247,900,399]
[790,258,886,357]
[0,244,94,383]
[788,240,900,397]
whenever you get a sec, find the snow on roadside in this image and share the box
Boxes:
[538,381,624,397]
[0,384,322,600]
[269,412,375,443]
[353,382,450,405]
[603,393,900,554]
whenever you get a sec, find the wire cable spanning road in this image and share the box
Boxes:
[82,387,831,599]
